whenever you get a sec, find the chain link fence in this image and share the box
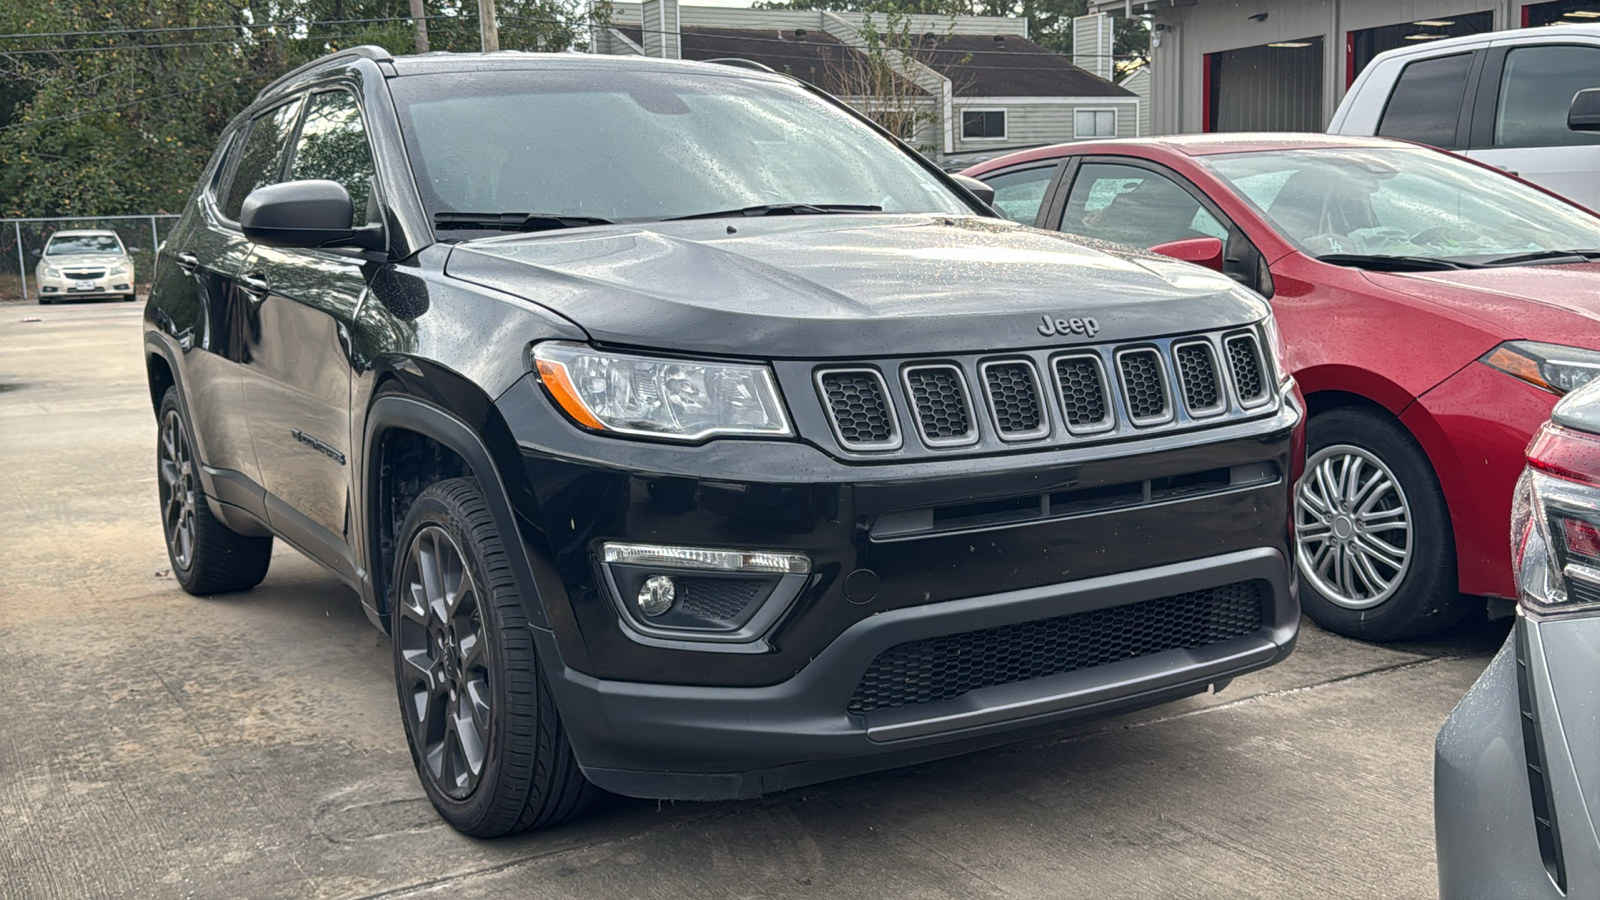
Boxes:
[1,215,180,303]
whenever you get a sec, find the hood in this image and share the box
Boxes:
[1365,263,1600,336]
[444,215,1269,358]
[41,254,127,268]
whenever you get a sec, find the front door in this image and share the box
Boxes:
[239,88,381,580]
[1466,42,1600,208]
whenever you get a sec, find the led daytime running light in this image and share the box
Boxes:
[602,542,811,574]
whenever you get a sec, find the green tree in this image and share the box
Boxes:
[0,0,602,218]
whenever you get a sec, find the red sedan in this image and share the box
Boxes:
[965,135,1600,641]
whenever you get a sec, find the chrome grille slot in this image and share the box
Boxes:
[816,368,900,451]
[1117,348,1172,425]
[1226,333,1269,406]
[981,360,1048,441]
[1052,353,1114,433]
[1173,340,1225,417]
[903,364,978,446]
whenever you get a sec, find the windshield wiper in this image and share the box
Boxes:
[433,212,616,233]
[1474,249,1600,267]
[1315,253,1477,272]
[665,203,883,221]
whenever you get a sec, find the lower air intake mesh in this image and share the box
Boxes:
[847,580,1265,714]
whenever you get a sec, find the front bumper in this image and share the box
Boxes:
[1437,615,1600,899]
[544,547,1295,800]
[36,270,134,298]
[495,374,1301,798]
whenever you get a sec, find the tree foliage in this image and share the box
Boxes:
[0,0,602,218]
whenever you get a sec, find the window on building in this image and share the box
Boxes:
[1377,53,1474,149]
[1074,109,1117,138]
[1056,162,1228,249]
[961,110,1006,140]
[1494,45,1600,148]
[1347,13,1493,84]
[983,165,1058,225]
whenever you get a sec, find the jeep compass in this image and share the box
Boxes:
[144,46,1304,836]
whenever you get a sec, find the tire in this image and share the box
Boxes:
[37,296,52,305]
[124,293,137,303]
[391,477,595,837]
[1294,406,1473,641]
[156,387,273,594]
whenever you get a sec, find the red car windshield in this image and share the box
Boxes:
[1201,147,1600,262]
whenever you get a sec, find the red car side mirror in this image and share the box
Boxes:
[1148,236,1224,272]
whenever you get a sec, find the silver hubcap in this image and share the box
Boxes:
[158,409,198,570]
[1295,444,1413,610]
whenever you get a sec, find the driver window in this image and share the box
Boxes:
[289,91,378,227]
[1056,163,1227,248]
[983,164,1058,225]
[1494,45,1600,149]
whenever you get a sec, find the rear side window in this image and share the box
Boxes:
[288,91,377,226]
[222,98,305,221]
[983,165,1057,225]
[1377,53,1472,148]
[1056,162,1227,248]
[1494,45,1600,148]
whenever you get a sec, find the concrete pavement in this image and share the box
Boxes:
[0,300,1506,899]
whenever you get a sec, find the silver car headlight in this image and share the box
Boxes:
[532,341,792,441]
[43,266,61,278]
[108,265,129,277]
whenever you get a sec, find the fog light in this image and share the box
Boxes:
[637,575,676,617]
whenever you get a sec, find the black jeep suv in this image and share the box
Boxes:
[144,46,1303,837]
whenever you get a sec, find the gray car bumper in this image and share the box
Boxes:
[1437,616,1600,899]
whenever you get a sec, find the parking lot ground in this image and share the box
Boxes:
[0,300,1508,899]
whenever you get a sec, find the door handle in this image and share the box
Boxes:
[175,252,200,275]
[239,271,270,299]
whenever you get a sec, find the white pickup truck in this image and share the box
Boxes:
[1329,23,1600,209]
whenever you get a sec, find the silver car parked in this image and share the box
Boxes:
[1437,378,1600,898]
[33,229,137,303]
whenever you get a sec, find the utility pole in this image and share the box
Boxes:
[478,0,500,52]
[408,0,429,53]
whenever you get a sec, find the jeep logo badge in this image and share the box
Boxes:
[1037,315,1100,338]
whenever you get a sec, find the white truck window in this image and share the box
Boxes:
[1377,53,1473,149]
[1495,45,1600,148]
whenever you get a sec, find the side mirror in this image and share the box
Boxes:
[128,247,145,254]
[951,173,996,207]
[1148,236,1225,272]
[240,180,382,251]
[1570,88,1600,133]
[29,248,40,258]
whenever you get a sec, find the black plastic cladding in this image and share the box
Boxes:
[849,580,1267,713]
[782,329,1276,462]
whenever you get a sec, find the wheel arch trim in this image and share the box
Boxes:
[362,393,552,632]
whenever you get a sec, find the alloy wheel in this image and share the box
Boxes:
[158,408,198,570]
[1295,444,1414,610]
[396,525,491,800]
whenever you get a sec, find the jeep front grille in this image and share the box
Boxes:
[847,580,1266,714]
[903,365,977,445]
[816,369,899,450]
[981,360,1047,440]
[805,326,1279,456]
[1173,340,1225,417]
[1053,353,1113,433]
[1117,348,1171,425]
[1225,333,1269,406]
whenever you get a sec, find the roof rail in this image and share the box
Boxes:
[254,44,395,102]
[702,58,778,74]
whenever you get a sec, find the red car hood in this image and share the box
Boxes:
[1365,263,1600,338]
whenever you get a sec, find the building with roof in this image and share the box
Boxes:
[1088,0,1600,136]
[592,1,1139,165]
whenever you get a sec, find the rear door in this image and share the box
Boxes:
[238,88,381,581]
[975,160,1066,227]
[1464,40,1600,208]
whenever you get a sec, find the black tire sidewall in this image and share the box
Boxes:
[1297,407,1466,641]
[390,481,532,835]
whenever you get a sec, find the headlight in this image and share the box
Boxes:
[1260,314,1292,388]
[1516,422,1600,616]
[532,342,792,441]
[108,265,129,276]
[1483,340,1600,395]
[43,266,61,278]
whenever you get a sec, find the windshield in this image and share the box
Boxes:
[1201,147,1600,262]
[387,68,969,232]
[46,234,123,255]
